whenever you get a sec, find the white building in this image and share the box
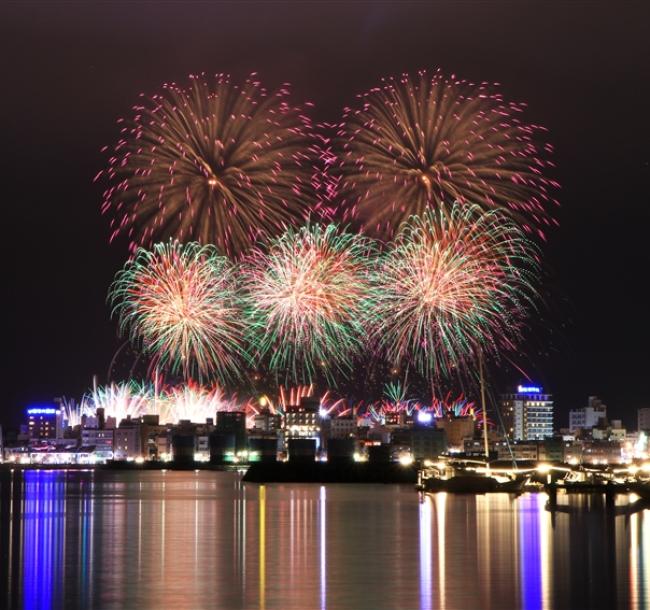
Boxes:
[284,398,321,439]
[501,384,554,441]
[569,396,607,432]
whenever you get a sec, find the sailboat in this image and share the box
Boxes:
[420,354,526,494]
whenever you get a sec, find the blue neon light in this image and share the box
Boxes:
[517,385,542,394]
[27,407,58,415]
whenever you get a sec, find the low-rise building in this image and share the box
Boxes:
[252,411,281,435]
[328,417,357,439]
[569,396,607,432]
[496,440,539,461]
[435,416,474,451]
[81,428,114,460]
[582,440,623,465]
[114,426,142,460]
[410,425,447,460]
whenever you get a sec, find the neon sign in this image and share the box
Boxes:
[27,407,58,415]
[517,385,542,394]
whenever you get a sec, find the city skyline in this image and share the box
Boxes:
[2,6,650,610]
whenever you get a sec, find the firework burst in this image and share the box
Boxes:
[369,202,539,382]
[99,73,320,256]
[109,241,248,383]
[428,393,477,419]
[242,224,376,384]
[165,382,233,424]
[334,70,559,238]
[88,381,151,423]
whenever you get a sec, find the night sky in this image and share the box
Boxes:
[3,2,649,427]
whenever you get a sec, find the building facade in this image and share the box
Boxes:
[114,426,142,460]
[81,428,115,460]
[638,408,650,433]
[569,396,607,432]
[26,405,62,440]
[501,385,554,441]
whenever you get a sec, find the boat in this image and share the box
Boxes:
[423,473,525,494]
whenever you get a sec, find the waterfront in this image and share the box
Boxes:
[0,471,648,610]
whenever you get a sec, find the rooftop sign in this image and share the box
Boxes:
[26,406,58,415]
[517,385,542,394]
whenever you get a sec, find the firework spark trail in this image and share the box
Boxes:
[427,393,477,419]
[60,397,93,428]
[279,384,314,411]
[88,381,151,424]
[317,391,350,417]
[369,202,539,383]
[84,380,249,425]
[98,73,322,256]
[333,70,559,238]
[242,224,376,385]
[109,241,249,383]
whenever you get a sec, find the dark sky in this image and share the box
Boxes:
[3,1,649,427]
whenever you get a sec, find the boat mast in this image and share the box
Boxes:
[479,351,490,473]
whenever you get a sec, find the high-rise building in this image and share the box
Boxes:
[569,396,607,432]
[638,408,650,433]
[500,384,554,441]
[26,405,61,440]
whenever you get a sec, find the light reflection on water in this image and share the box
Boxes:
[0,470,649,609]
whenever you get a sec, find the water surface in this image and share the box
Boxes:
[0,469,648,609]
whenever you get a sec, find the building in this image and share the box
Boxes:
[582,440,623,465]
[409,426,447,460]
[501,385,554,441]
[569,396,607,432]
[26,405,62,440]
[494,438,564,462]
[81,428,114,460]
[154,432,171,460]
[194,434,210,461]
[592,419,626,442]
[328,416,357,440]
[208,411,247,462]
[252,410,281,435]
[496,440,539,461]
[435,416,475,451]
[284,397,320,440]
[173,421,197,463]
[215,411,247,451]
[114,425,142,460]
[638,408,650,433]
